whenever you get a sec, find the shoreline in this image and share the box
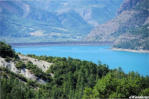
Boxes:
[10,41,113,47]
[9,41,149,53]
[112,48,149,53]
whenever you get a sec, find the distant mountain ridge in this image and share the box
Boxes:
[0,0,123,43]
[86,0,149,50]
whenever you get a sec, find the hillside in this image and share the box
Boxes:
[1,42,149,98]
[0,0,123,43]
[86,0,149,50]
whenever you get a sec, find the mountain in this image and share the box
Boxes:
[86,0,149,50]
[0,0,123,43]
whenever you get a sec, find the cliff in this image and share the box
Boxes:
[86,0,149,50]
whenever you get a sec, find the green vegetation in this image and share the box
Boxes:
[1,57,149,99]
[25,55,149,98]
[25,61,52,82]
[15,61,26,69]
[15,60,52,82]
[113,24,149,50]
[0,41,19,62]
[140,88,149,96]
[0,42,149,98]
[83,70,149,98]
[0,41,16,58]
[0,67,48,99]
[27,55,109,98]
[1,55,109,99]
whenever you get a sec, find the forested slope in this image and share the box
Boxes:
[0,42,149,99]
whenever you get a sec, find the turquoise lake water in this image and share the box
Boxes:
[14,45,149,76]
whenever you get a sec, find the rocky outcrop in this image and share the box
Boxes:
[19,55,52,72]
[0,57,37,80]
[0,55,53,84]
[86,10,139,41]
[86,0,149,50]
[118,0,141,14]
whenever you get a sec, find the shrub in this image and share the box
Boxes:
[5,57,11,62]
[0,42,16,58]
[16,61,26,69]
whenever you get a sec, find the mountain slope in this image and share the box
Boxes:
[86,0,149,50]
[0,0,123,43]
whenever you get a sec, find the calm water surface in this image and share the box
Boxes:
[14,45,149,76]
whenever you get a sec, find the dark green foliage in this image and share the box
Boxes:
[1,55,149,98]
[25,55,149,98]
[0,67,28,82]
[26,61,52,82]
[0,41,16,58]
[1,43,149,99]
[0,77,35,99]
[83,70,149,98]
[46,57,109,99]
[15,61,26,69]
[139,88,149,96]
[5,57,12,62]
[22,55,109,99]
[0,67,50,99]
[27,54,67,63]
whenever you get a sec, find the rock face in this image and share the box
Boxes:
[86,10,138,41]
[0,57,37,80]
[0,55,52,83]
[118,0,141,14]
[19,55,52,72]
[86,0,149,50]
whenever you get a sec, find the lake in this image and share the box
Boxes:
[14,45,149,76]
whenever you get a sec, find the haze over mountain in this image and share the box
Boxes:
[86,0,149,50]
[0,0,123,43]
